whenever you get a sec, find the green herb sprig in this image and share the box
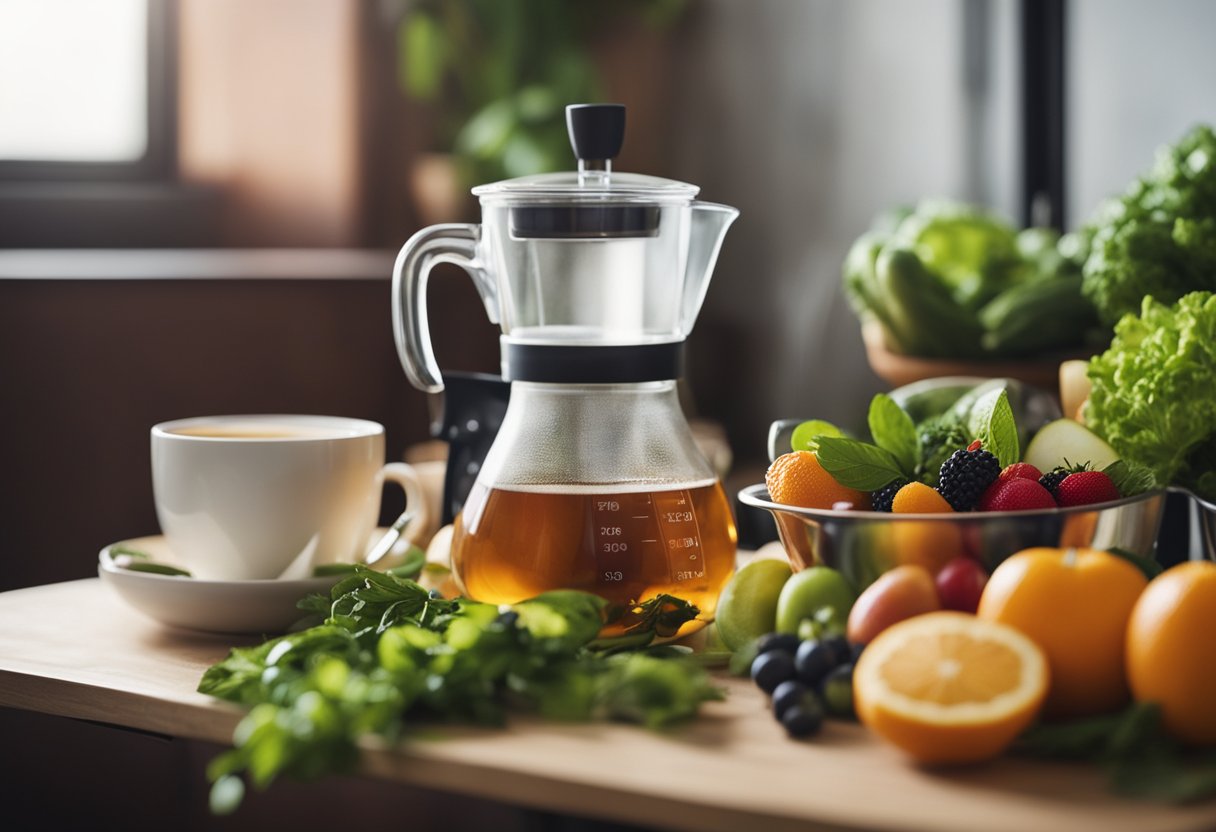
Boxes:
[1018,702,1216,803]
[199,567,721,814]
[795,388,1020,493]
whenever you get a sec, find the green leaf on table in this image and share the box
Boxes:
[968,388,1019,468]
[1017,710,1130,759]
[791,419,844,453]
[387,545,427,580]
[867,393,920,476]
[1110,754,1216,804]
[814,436,906,491]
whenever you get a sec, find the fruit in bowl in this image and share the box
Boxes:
[740,382,1164,592]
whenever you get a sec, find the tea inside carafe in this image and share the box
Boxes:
[452,479,736,637]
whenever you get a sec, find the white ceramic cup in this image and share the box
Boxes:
[151,415,426,581]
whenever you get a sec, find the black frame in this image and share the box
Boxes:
[1020,0,1067,230]
[0,0,177,182]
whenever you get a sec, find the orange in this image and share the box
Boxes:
[1127,561,1216,745]
[977,547,1147,718]
[854,611,1048,764]
[891,482,953,514]
[766,451,871,510]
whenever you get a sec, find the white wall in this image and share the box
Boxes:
[1068,0,1216,228]
[669,0,1019,458]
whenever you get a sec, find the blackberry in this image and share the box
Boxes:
[937,440,1001,511]
[1038,467,1069,497]
[870,479,908,513]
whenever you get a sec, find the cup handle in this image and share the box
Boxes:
[364,462,430,566]
[382,462,431,542]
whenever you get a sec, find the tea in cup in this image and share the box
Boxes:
[151,415,426,580]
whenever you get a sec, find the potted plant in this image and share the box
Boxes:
[394,0,685,219]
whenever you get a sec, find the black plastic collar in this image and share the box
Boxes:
[503,340,684,384]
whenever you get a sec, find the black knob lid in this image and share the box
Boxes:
[566,103,625,161]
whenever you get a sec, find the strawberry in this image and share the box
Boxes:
[1055,471,1120,507]
[977,477,1057,511]
[998,462,1043,484]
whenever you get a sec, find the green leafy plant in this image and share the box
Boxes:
[1085,291,1216,499]
[843,199,1100,359]
[1080,124,1216,326]
[807,389,1018,492]
[396,0,686,185]
[1018,702,1216,803]
[199,566,719,813]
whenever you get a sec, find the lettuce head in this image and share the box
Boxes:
[1085,291,1216,498]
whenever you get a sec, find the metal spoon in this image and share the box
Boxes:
[363,509,415,567]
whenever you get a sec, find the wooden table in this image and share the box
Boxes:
[2,579,1215,832]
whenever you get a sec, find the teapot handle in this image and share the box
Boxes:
[391,224,499,393]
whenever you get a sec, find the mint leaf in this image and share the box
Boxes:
[867,393,919,476]
[1103,459,1158,497]
[1110,755,1216,804]
[968,388,1019,468]
[1017,711,1128,759]
[791,419,844,453]
[814,436,906,491]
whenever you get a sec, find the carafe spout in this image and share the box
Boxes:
[682,201,740,332]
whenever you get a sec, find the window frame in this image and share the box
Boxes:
[0,0,177,183]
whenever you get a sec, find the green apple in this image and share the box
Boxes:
[775,566,857,634]
[1024,418,1118,473]
[714,558,792,651]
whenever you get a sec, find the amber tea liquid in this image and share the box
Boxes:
[452,480,737,637]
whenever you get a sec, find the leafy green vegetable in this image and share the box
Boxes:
[814,436,906,491]
[1017,702,1216,803]
[965,388,1019,468]
[1085,292,1216,499]
[916,415,971,486]
[868,393,920,475]
[843,199,1096,358]
[1081,124,1216,325]
[810,395,925,491]
[1017,707,1137,759]
[892,199,1022,308]
[790,419,845,453]
[876,246,985,357]
[1102,460,1158,498]
[199,567,720,811]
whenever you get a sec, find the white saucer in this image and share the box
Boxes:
[98,535,347,635]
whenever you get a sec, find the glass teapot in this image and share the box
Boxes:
[392,104,739,636]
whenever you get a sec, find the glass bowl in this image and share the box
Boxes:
[738,484,1167,590]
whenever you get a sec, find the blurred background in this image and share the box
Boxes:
[3,0,1216,593]
[4,2,1216,830]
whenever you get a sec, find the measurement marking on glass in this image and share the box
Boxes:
[652,488,705,584]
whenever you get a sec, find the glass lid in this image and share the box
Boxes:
[472,170,699,201]
[470,104,700,204]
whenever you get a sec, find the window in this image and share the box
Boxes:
[0,0,175,182]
